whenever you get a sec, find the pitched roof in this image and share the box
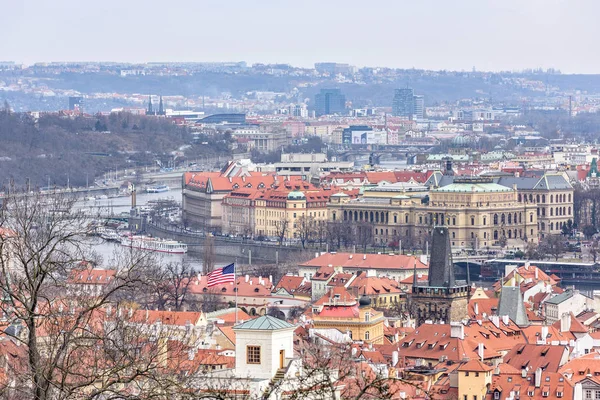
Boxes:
[458,359,493,372]
[233,315,294,331]
[498,286,530,327]
[301,252,427,271]
[504,344,567,373]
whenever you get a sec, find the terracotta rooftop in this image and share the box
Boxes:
[301,252,428,271]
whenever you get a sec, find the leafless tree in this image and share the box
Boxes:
[203,234,216,275]
[539,234,565,261]
[146,261,196,311]
[354,221,374,252]
[274,217,290,245]
[590,239,600,263]
[297,215,316,249]
[0,190,197,399]
[266,340,431,400]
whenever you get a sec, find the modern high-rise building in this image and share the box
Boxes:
[392,89,424,120]
[413,95,425,119]
[314,89,346,116]
[68,96,83,112]
[392,88,415,118]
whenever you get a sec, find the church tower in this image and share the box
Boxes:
[158,95,164,115]
[410,226,470,325]
[146,95,153,115]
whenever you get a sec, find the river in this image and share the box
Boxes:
[77,187,237,270]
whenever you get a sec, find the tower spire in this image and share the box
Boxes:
[158,95,164,115]
[147,95,153,115]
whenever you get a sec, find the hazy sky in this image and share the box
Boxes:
[3,0,600,73]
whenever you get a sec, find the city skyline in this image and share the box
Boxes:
[3,0,600,74]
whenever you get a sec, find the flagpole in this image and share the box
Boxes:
[235,259,238,325]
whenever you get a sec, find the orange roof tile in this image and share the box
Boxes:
[301,252,427,271]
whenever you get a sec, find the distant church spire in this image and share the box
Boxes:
[158,95,164,115]
[147,95,153,115]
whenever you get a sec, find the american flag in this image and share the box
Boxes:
[207,263,235,287]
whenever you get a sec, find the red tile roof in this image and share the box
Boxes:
[301,252,427,271]
[503,344,567,373]
[458,359,493,372]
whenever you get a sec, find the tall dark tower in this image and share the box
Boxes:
[146,95,154,115]
[158,96,164,116]
[410,226,470,325]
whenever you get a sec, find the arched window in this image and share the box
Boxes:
[452,217,456,225]
[370,212,374,222]
[536,194,540,203]
[333,212,337,221]
[542,195,546,203]
[365,331,370,341]
[365,313,370,322]
[494,230,498,240]
[530,214,534,223]
[550,208,553,216]
[501,214,506,224]
[518,194,522,202]
[568,207,571,215]
[471,217,475,226]
[542,208,546,216]
[394,215,397,224]
[568,194,572,202]
[484,232,487,239]
[405,214,409,223]
[376,213,379,223]
[550,195,553,203]
[494,214,498,225]
[508,214,512,224]
[483,217,487,225]
[550,222,554,231]
[375,228,378,235]
[452,232,456,239]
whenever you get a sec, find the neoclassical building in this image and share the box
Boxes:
[329,176,539,250]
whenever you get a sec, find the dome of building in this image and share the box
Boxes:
[359,294,371,308]
[452,135,472,147]
[287,191,306,200]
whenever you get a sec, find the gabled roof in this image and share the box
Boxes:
[233,315,294,331]
[504,344,567,373]
[301,252,427,271]
[458,359,493,372]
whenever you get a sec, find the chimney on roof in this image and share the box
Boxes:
[560,313,571,333]
[363,254,367,260]
[478,343,484,361]
[535,267,539,280]
[474,302,479,316]
[521,368,527,378]
[541,326,548,344]
[245,275,249,283]
[535,367,542,388]
[501,315,509,325]
[392,350,399,366]
[491,315,500,328]
[450,322,464,339]
[349,254,353,259]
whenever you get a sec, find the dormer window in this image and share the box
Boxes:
[221,288,227,292]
